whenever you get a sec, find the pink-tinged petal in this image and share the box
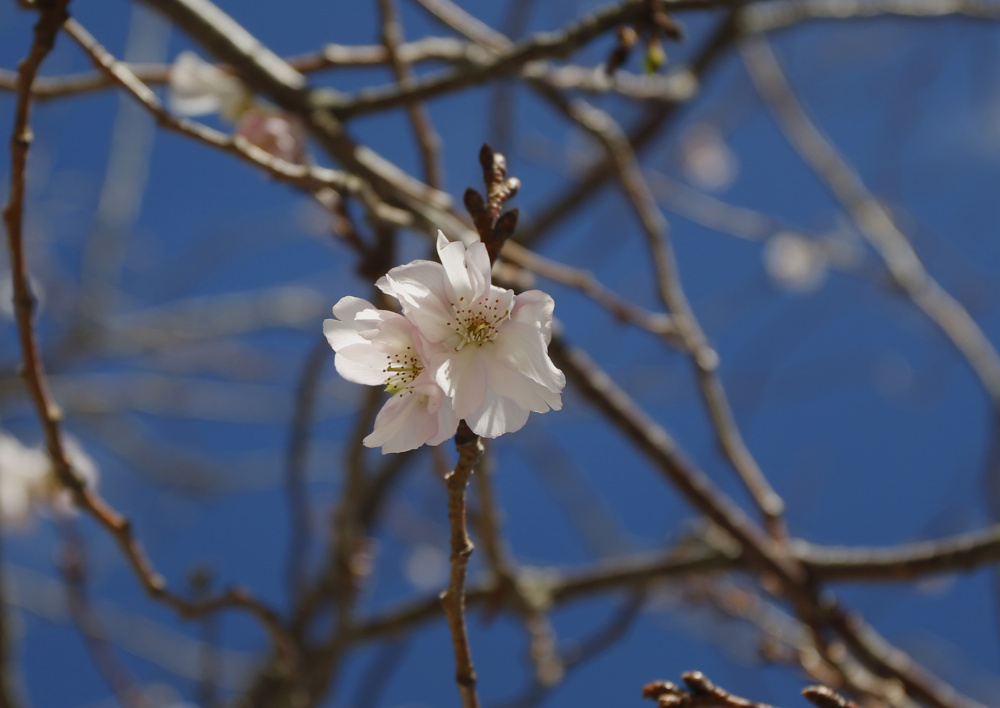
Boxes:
[411,374,459,446]
[323,317,366,352]
[495,321,566,396]
[364,394,437,454]
[380,264,457,343]
[467,392,531,438]
[333,343,389,386]
[332,295,376,322]
[464,241,493,300]
[428,402,460,446]
[385,260,449,304]
[435,347,487,419]
[168,52,246,119]
[437,232,474,303]
[482,355,557,413]
[370,314,417,352]
[511,290,556,343]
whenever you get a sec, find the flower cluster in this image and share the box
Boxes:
[0,432,97,530]
[168,52,306,164]
[324,232,565,454]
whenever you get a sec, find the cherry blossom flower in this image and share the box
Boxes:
[168,51,250,121]
[0,432,97,530]
[324,296,458,454]
[234,107,307,163]
[377,232,564,439]
[764,232,827,293]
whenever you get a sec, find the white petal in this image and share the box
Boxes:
[412,375,459,446]
[483,355,557,413]
[323,317,366,352]
[464,242,493,299]
[333,343,389,386]
[435,347,487,419]
[511,290,556,343]
[364,393,437,454]
[381,263,456,343]
[467,392,531,438]
[437,233,474,303]
[168,52,245,118]
[496,322,566,397]
[332,295,376,322]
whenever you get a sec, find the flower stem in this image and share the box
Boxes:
[441,421,484,708]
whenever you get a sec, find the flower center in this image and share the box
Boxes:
[382,346,423,394]
[448,296,510,350]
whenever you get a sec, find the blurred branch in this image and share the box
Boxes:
[61,18,410,230]
[378,0,444,189]
[740,36,1000,409]
[4,6,295,665]
[58,524,147,708]
[743,0,1000,32]
[533,84,787,540]
[517,10,740,247]
[501,242,680,342]
[642,671,781,708]
[284,335,331,601]
[326,0,719,118]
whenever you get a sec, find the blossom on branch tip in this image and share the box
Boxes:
[234,108,308,164]
[377,232,565,439]
[325,232,565,451]
[0,432,98,530]
[168,51,250,121]
[324,297,458,454]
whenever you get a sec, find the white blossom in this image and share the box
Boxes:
[234,108,307,163]
[168,51,249,121]
[377,232,564,439]
[764,232,827,293]
[0,432,97,530]
[324,296,458,454]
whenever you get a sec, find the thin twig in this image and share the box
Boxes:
[378,0,444,189]
[740,36,1000,409]
[58,522,147,708]
[532,83,787,540]
[442,422,485,708]
[325,0,715,118]
[284,335,331,601]
[4,2,296,668]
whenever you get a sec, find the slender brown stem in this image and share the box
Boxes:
[441,422,484,708]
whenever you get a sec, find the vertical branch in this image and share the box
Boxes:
[530,84,788,541]
[0,519,15,708]
[58,522,146,708]
[378,0,444,189]
[442,421,485,708]
[0,8,73,704]
[739,36,1000,410]
[284,335,331,602]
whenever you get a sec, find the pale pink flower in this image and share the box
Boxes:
[764,232,827,293]
[377,232,564,438]
[324,297,458,454]
[168,51,249,121]
[0,432,97,530]
[234,108,307,163]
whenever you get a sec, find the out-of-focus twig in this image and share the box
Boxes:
[378,0,444,189]
[284,335,331,601]
[643,671,781,708]
[4,3,296,669]
[532,83,787,541]
[740,36,1000,409]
